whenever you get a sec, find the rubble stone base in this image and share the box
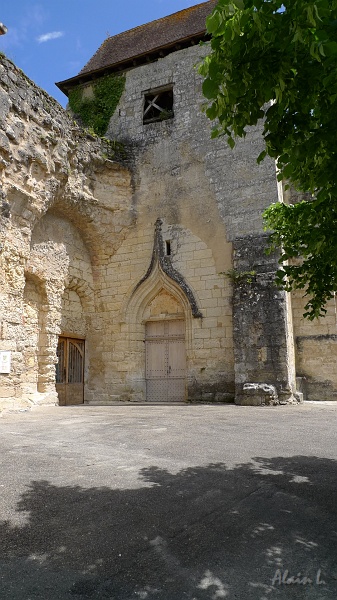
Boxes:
[235,383,279,406]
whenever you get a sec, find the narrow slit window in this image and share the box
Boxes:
[143,88,174,124]
[165,240,171,256]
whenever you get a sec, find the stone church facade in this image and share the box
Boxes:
[0,1,336,411]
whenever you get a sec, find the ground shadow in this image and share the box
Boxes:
[1,456,337,599]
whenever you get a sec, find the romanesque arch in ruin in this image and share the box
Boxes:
[26,210,96,405]
[23,272,49,400]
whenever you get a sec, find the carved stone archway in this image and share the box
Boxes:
[121,219,202,401]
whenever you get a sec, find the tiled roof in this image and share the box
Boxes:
[56,1,216,93]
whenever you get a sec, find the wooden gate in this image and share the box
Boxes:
[56,337,85,406]
[145,320,186,402]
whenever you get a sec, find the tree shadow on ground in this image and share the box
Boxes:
[1,456,337,599]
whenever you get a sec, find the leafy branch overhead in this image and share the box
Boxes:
[200,0,337,319]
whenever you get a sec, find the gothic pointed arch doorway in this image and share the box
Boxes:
[121,219,203,402]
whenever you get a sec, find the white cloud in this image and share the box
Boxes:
[36,31,64,43]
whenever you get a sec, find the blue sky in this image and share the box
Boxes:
[0,1,206,107]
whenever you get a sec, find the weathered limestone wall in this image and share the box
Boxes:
[105,43,299,403]
[0,57,133,411]
[0,52,236,408]
[86,220,234,403]
[292,292,337,400]
[107,44,279,243]
[232,235,298,404]
[1,43,336,408]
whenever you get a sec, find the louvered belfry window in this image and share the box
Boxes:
[143,87,174,124]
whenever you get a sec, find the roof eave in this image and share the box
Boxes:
[56,30,209,96]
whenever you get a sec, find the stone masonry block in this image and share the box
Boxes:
[236,383,279,406]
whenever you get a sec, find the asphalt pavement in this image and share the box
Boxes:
[0,402,336,599]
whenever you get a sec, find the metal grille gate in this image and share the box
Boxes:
[56,337,85,406]
[145,320,186,402]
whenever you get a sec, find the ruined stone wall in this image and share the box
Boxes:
[1,50,235,408]
[1,44,336,409]
[0,56,133,411]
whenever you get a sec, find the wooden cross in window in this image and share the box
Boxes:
[143,89,174,123]
[143,94,164,117]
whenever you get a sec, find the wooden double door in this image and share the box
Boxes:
[56,337,85,406]
[145,320,186,402]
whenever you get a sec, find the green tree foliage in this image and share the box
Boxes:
[200,0,337,318]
